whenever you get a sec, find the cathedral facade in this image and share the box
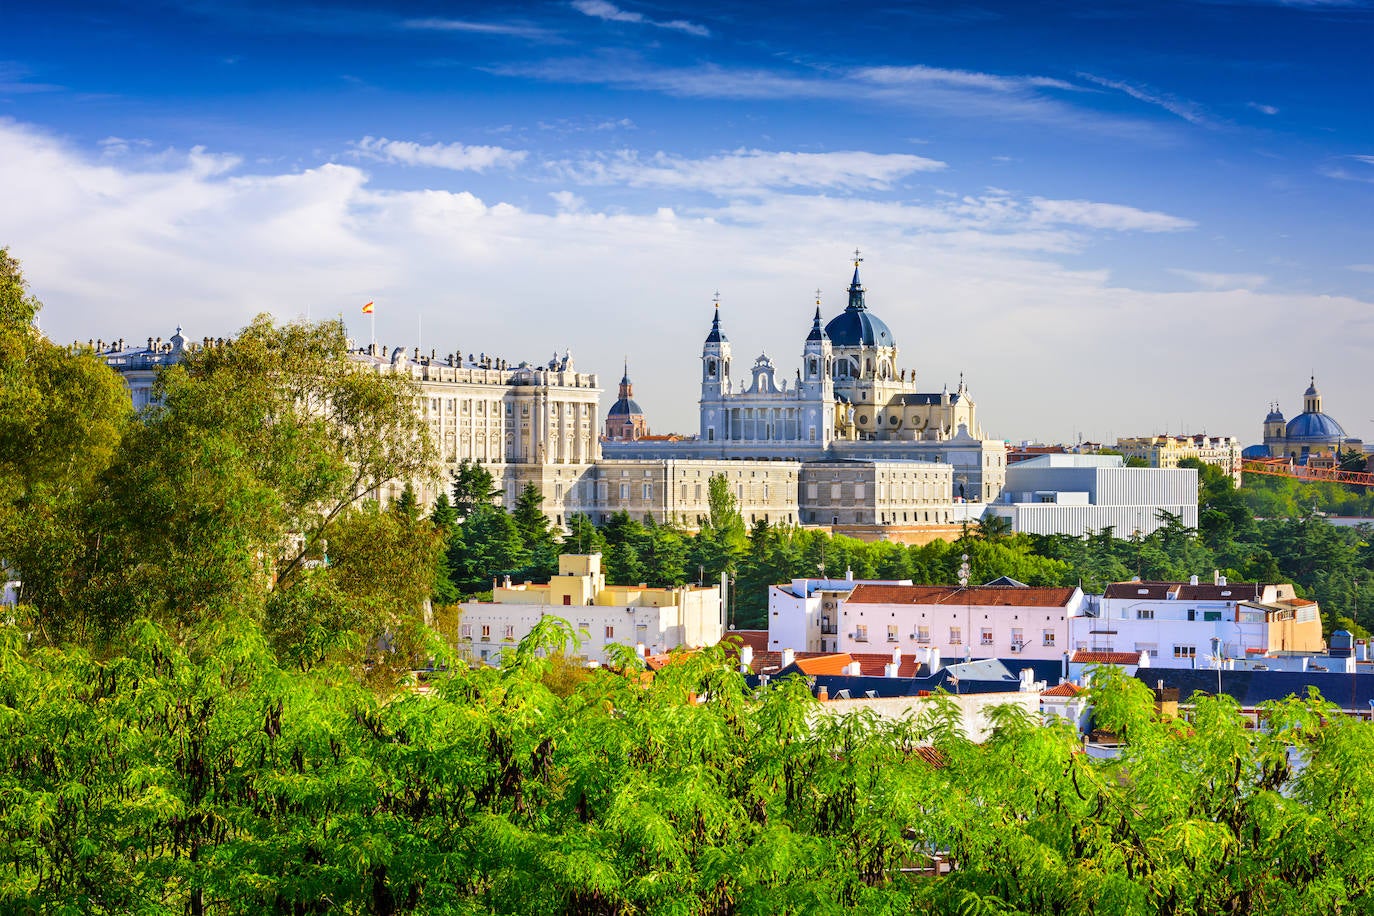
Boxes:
[607,257,1006,504]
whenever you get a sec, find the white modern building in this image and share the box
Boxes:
[984,454,1198,537]
[769,582,1087,662]
[458,553,724,665]
[1072,577,1325,667]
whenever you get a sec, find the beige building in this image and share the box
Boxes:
[1115,434,1243,485]
[588,459,801,527]
[458,553,724,665]
[800,459,955,527]
[351,346,603,511]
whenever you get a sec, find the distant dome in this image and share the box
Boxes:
[606,397,643,417]
[1286,412,1346,441]
[1241,444,1271,459]
[1264,406,1285,423]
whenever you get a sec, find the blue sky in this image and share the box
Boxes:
[3,0,1372,443]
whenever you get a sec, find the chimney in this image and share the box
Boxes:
[739,645,754,673]
[817,685,829,701]
[782,648,795,668]
[845,661,863,676]
[1218,575,1227,586]
[1213,569,1220,585]
[1189,574,1199,586]
[1019,668,1035,692]
[891,646,902,665]
[845,566,854,582]
[928,647,941,674]
[634,643,646,659]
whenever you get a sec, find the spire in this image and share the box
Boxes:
[806,290,828,342]
[622,355,630,386]
[847,248,866,312]
[618,358,633,399]
[704,292,728,344]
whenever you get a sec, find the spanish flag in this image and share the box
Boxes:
[361,301,375,315]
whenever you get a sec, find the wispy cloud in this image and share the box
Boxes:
[400,17,555,40]
[1079,73,1213,126]
[352,136,527,171]
[0,61,62,94]
[1031,198,1196,232]
[854,64,1076,93]
[1347,264,1374,273]
[1247,101,1280,115]
[1320,155,1374,183]
[553,148,945,194]
[570,0,709,37]
[1168,268,1269,290]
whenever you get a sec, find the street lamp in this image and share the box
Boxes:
[1210,635,1223,696]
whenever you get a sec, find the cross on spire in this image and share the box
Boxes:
[852,247,863,266]
[713,290,720,305]
[814,287,822,304]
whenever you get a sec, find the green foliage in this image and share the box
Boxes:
[4,616,1374,915]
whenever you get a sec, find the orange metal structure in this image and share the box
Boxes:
[1241,458,1374,488]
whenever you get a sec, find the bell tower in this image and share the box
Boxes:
[699,294,731,442]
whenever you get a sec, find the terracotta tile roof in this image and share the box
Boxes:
[793,653,854,676]
[848,584,1077,608]
[727,629,770,655]
[846,653,926,678]
[1041,682,1084,698]
[1070,650,1143,665]
[1103,581,1264,601]
[912,747,948,768]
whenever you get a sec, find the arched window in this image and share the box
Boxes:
[707,358,717,378]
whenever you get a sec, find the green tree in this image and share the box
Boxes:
[450,459,500,519]
[512,483,558,580]
[0,249,131,643]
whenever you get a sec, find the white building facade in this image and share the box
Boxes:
[985,454,1198,537]
[1072,578,1325,667]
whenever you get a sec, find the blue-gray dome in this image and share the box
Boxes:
[607,398,643,417]
[824,262,896,348]
[1285,411,1346,440]
[1264,406,1284,424]
[1241,444,1270,459]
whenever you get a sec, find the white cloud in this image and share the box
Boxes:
[1168,268,1269,290]
[1079,73,1213,126]
[0,118,1366,444]
[1030,198,1196,232]
[554,148,946,194]
[400,17,554,40]
[854,64,1076,93]
[570,0,709,37]
[352,136,527,172]
[1247,101,1280,115]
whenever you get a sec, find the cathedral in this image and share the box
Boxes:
[605,255,1007,505]
[698,256,981,447]
[1244,376,1362,464]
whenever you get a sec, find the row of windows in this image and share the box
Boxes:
[853,625,1056,646]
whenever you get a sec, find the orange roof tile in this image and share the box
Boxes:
[793,653,855,676]
[1070,650,1143,665]
[1041,682,1084,697]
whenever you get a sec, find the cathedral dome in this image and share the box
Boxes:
[1285,412,1346,441]
[824,260,895,348]
[607,397,643,417]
